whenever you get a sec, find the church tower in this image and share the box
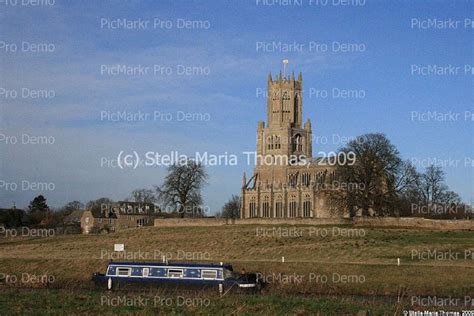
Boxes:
[256,71,312,164]
[267,71,303,128]
[240,68,347,220]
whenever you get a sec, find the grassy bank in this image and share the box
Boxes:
[0,288,410,315]
[0,224,472,314]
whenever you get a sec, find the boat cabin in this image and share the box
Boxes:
[92,261,261,293]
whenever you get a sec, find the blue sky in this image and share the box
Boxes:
[0,0,472,212]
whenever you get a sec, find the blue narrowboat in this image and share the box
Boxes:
[92,261,261,293]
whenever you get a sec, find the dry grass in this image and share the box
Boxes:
[0,224,473,297]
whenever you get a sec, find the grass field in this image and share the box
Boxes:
[0,224,473,315]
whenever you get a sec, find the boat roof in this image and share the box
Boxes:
[109,261,233,269]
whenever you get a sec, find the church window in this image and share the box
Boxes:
[315,171,327,186]
[275,135,281,149]
[267,135,281,151]
[262,196,270,218]
[275,195,283,218]
[303,194,312,217]
[267,136,273,150]
[250,197,257,218]
[302,173,311,186]
[272,90,279,100]
[288,174,298,187]
[293,134,303,152]
[289,195,297,217]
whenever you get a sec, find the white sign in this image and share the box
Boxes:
[114,244,124,252]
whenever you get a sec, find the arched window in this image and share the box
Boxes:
[288,173,298,187]
[315,171,327,186]
[262,196,270,218]
[292,134,303,152]
[267,135,273,150]
[303,194,312,218]
[296,135,303,151]
[272,89,279,101]
[275,135,281,149]
[266,135,281,151]
[250,197,257,218]
[302,173,311,187]
[294,94,299,123]
[289,195,297,217]
[275,195,283,218]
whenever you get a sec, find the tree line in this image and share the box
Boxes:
[0,160,210,228]
[1,133,470,227]
[329,133,470,219]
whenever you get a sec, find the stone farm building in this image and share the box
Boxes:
[81,201,160,234]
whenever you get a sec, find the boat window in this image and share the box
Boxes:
[143,268,149,277]
[107,266,116,275]
[201,270,218,280]
[223,269,234,279]
[167,269,183,278]
[117,267,131,277]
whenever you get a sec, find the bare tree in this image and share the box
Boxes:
[415,165,462,218]
[330,134,465,218]
[331,133,402,216]
[391,161,423,216]
[394,161,421,195]
[439,190,461,205]
[420,165,447,204]
[60,200,84,214]
[86,197,114,216]
[129,188,156,204]
[221,195,240,219]
[156,160,208,218]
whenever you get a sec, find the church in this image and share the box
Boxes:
[240,71,348,219]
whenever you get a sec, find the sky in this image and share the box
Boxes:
[0,0,473,213]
